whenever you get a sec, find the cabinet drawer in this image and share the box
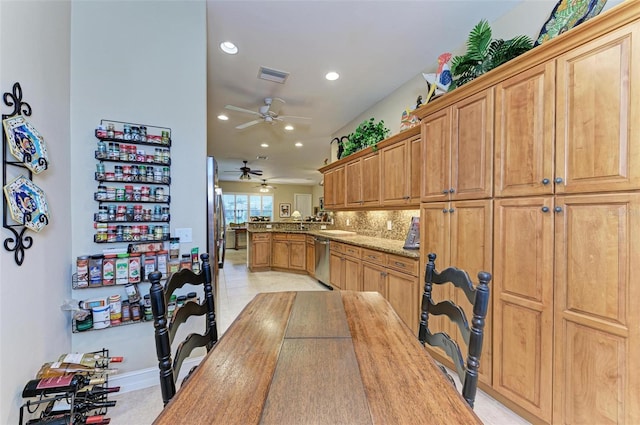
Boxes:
[361,248,386,265]
[252,233,271,241]
[343,244,361,258]
[330,241,345,253]
[272,233,288,241]
[288,234,306,242]
[386,254,419,277]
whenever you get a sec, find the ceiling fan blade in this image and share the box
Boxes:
[236,119,262,130]
[225,105,261,116]
[277,115,312,122]
[249,170,263,175]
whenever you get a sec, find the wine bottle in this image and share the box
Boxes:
[36,362,117,379]
[76,385,120,399]
[57,353,123,367]
[44,399,117,415]
[26,414,110,425]
[22,375,105,398]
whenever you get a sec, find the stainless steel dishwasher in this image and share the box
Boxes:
[314,237,332,289]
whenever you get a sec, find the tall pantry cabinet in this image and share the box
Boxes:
[416,4,640,423]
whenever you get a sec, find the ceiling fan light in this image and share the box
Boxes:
[220,41,238,55]
[284,125,294,131]
[218,114,229,120]
[239,174,249,181]
[259,187,269,193]
[295,142,303,147]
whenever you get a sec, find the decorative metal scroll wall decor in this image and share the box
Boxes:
[2,82,49,265]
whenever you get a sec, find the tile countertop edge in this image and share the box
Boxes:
[247,229,421,259]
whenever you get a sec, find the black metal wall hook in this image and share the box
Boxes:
[3,82,32,117]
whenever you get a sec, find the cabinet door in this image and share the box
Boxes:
[381,140,409,205]
[556,23,640,194]
[362,153,380,207]
[289,240,306,271]
[329,251,343,290]
[493,197,554,422]
[421,108,451,202]
[345,159,362,207]
[387,269,419,335]
[409,135,422,204]
[343,257,362,292]
[252,241,271,269]
[362,262,387,298]
[554,193,640,424]
[495,62,555,198]
[448,199,493,384]
[333,166,346,209]
[305,241,315,276]
[451,89,494,200]
[272,238,289,269]
[324,169,335,207]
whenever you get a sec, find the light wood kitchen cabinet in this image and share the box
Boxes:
[271,233,306,271]
[553,193,640,424]
[345,153,379,208]
[556,23,640,195]
[380,133,421,206]
[419,199,493,384]
[361,261,387,297]
[494,62,555,198]
[329,242,361,291]
[250,233,271,271]
[493,197,554,422]
[324,165,345,209]
[421,89,493,203]
[305,235,315,277]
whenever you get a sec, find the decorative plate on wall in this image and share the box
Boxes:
[2,115,49,174]
[535,0,607,46]
[3,175,50,232]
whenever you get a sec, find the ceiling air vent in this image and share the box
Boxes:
[258,66,289,84]
[256,155,268,160]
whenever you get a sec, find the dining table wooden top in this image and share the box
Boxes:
[153,290,481,425]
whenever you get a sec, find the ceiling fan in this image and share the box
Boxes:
[224,160,263,180]
[254,179,277,192]
[224,97,311,130]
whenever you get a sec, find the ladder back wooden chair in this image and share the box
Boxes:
[418,252,491,408]
[149,253,218,405]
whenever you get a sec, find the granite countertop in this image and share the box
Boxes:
[247,228,420,259]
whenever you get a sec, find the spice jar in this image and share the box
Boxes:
[89,255,104,287]
[125,282,141,304]
[180,254,191,270]
[130,302,141,321]
[121,300,131,322]
[109,294,122,325]
[144,252,156,279]
[143,294,153,321]
[96,185,107,201]
[156,250,168,277]
[76,256,89,287]
[167,295,177,319]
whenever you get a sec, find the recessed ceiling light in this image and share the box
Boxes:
[217,114,229,121]
[284,125,294,131]
[220,41,238,55]
[295,142,303,147]
[260,143,269,148]
[325,71,339,81]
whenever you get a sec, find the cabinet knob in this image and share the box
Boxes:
[403,196,410,200]
[442,189,448,194]
[554,206,563,213]
[449,208,455,213]
[555,177,563,184]
[542,178,550,185]
[541,206,549,213]
[449,188,455,193]
[442,209,448,214]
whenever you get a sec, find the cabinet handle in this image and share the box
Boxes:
[449,208,455,213]
[442,209,448,214]
[541,206,549,213]
[442,189,448,194]
[555,177,563,184]
[449,188,455,193]
[542,178,550,185]
[554,206,563,213]
[394,261,405,268]
[403,196,410,200]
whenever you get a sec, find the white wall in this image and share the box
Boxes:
[0,1,72,423]
[69,1,207,374]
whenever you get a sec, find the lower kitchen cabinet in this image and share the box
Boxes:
[250,233,271,271]
[305,235,315,277]
[272,233,306,271]
[329,242,361,291]
[362,261,387,297]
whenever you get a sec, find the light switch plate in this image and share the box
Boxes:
[266,224,272,229]
[174,228,192,243]
[387,220,393,230]
[320,225,327,230]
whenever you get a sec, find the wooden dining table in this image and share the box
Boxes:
[153,290,481,424]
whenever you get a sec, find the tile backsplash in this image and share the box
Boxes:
[333,210,420,241]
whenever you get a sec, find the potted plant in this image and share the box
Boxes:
[340,118,390,159]
[449,20,533,90]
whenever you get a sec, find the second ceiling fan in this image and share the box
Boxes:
[224,97,311,130]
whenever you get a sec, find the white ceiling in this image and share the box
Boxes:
[206,1,524,185]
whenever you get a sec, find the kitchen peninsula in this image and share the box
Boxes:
[246,221,421,332]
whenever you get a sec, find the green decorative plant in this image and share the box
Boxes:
[449,20,533,90]
[340,118,390,159]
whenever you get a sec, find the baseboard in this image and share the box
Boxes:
[108,356,204,394]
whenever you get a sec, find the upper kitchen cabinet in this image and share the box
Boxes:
[556,22,640,195]
[323,165,345,209]
[345,152,380,208]
[380,126,421,206]
[422,89,493,202]
[494,62,555,198]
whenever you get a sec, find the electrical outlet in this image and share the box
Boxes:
[320,225,327,230]
[174,228,192,243]
[346,219,351,226]
[387,220,393,230]
[266,224,272,229]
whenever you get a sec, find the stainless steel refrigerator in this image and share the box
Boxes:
[206,156,226,305]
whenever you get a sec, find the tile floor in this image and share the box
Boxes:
[109,249,530,424]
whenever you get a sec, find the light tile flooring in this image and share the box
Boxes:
[110,249,530,424]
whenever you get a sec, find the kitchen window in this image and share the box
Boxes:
[223,193,273,224]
